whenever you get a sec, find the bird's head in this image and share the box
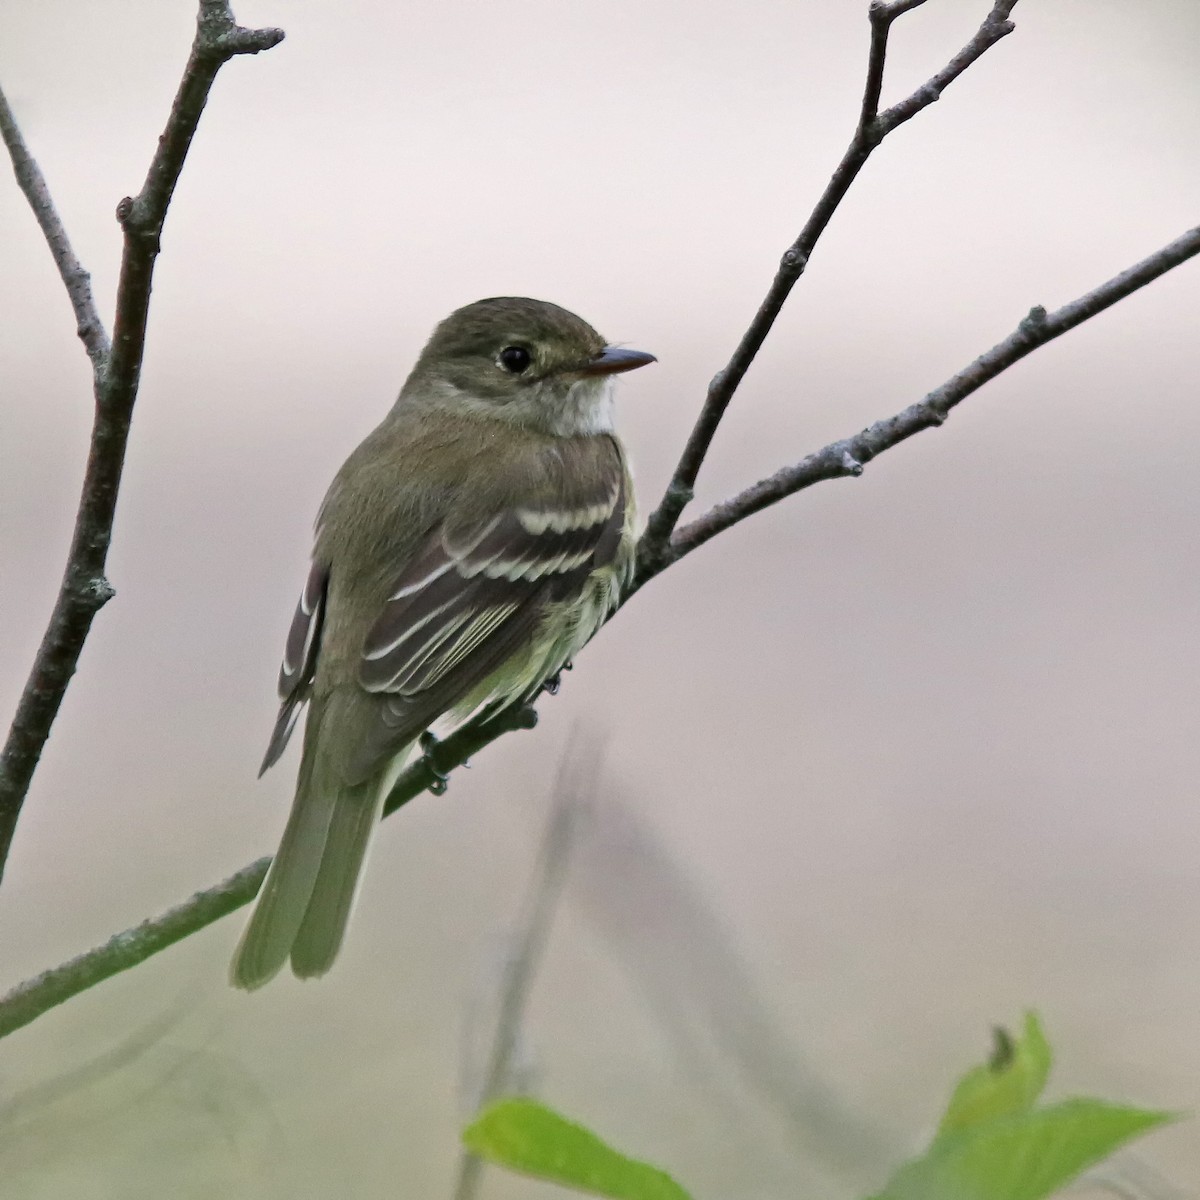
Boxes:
[402,296,655,436]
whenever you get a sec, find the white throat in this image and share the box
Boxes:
[545,376,616,437]
[420,375,617,437]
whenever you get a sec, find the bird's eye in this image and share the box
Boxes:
[497,346,532,374]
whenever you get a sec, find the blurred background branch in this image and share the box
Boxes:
[1,198,1196,1040]
[1,26,1198,1196]
[567,777,901,1187]
[452,731,603,1200]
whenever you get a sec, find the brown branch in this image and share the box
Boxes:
[637,0,1018,574]
[0,86,109,369]
[0,2,284,884]
[662,223,1200,566]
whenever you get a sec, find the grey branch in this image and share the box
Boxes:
[2,0,1197,1042]
[0,2,284,884]
[637,0,1018,572]
[0,860,269,1041]
[664,222,1200,565]
[5,216,1195,1047]
[0,702,537,1040]
[0,87,109,369]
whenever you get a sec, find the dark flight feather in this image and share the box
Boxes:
[259,560,328,776]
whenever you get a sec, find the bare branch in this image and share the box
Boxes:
[861,1,926,128]
[0,701,537,1041]
[876,0,1017,136]
[0,859,268,1041]
[0,86,109,368]
[637,0,1018,572]
[0,2,284,883]
[109,3,284,406]
[4,217,1197,1032]
[661,223,1200,566]
[1,1,1195,1039]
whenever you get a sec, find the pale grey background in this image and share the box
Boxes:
[0,1,1197,1197]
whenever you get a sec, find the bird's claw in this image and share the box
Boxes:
[544,660,572,696]
[419,731,451,796]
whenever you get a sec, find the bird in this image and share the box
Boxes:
[230,297,655,989]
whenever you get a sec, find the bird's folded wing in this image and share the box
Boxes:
[347,477,626,778]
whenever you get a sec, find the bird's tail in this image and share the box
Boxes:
[230,708,387,990]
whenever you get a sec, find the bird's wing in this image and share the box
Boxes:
[259,559,328,775]
[347,471,628,780]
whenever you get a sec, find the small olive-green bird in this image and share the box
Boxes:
[230,297,655,989]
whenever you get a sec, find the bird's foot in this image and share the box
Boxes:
[419,731,451,796]
[543,660,572,697]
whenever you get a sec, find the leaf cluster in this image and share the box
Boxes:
[463,1014,1175,1200]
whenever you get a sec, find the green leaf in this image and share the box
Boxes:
[872,1099,1175,1200]
[937,1011,1052,1138]
[463,1097,693,1200]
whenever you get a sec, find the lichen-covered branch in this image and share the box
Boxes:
[0,860,270,1041]
[0,702,538,1039]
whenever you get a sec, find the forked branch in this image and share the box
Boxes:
[638,0,1018,570]
[1,0,1196,1042]
[2,212,1196,1041]
[0,1,284,883]
[665,223,1200,566]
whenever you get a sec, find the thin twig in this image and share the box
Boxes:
[876,0,1018,137]
[861,1,924,128]
[0,86,109,369]
[0,2,284,883]
[1,0,1196,1042]
[5,216,1195,1043]
[0,860,269,1041]
[0,702,536,1040]
[637,0,1018,573]
[453,734,601,1200]
[659,223,1200,567]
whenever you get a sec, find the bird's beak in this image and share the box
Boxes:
[582,346,657,376]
